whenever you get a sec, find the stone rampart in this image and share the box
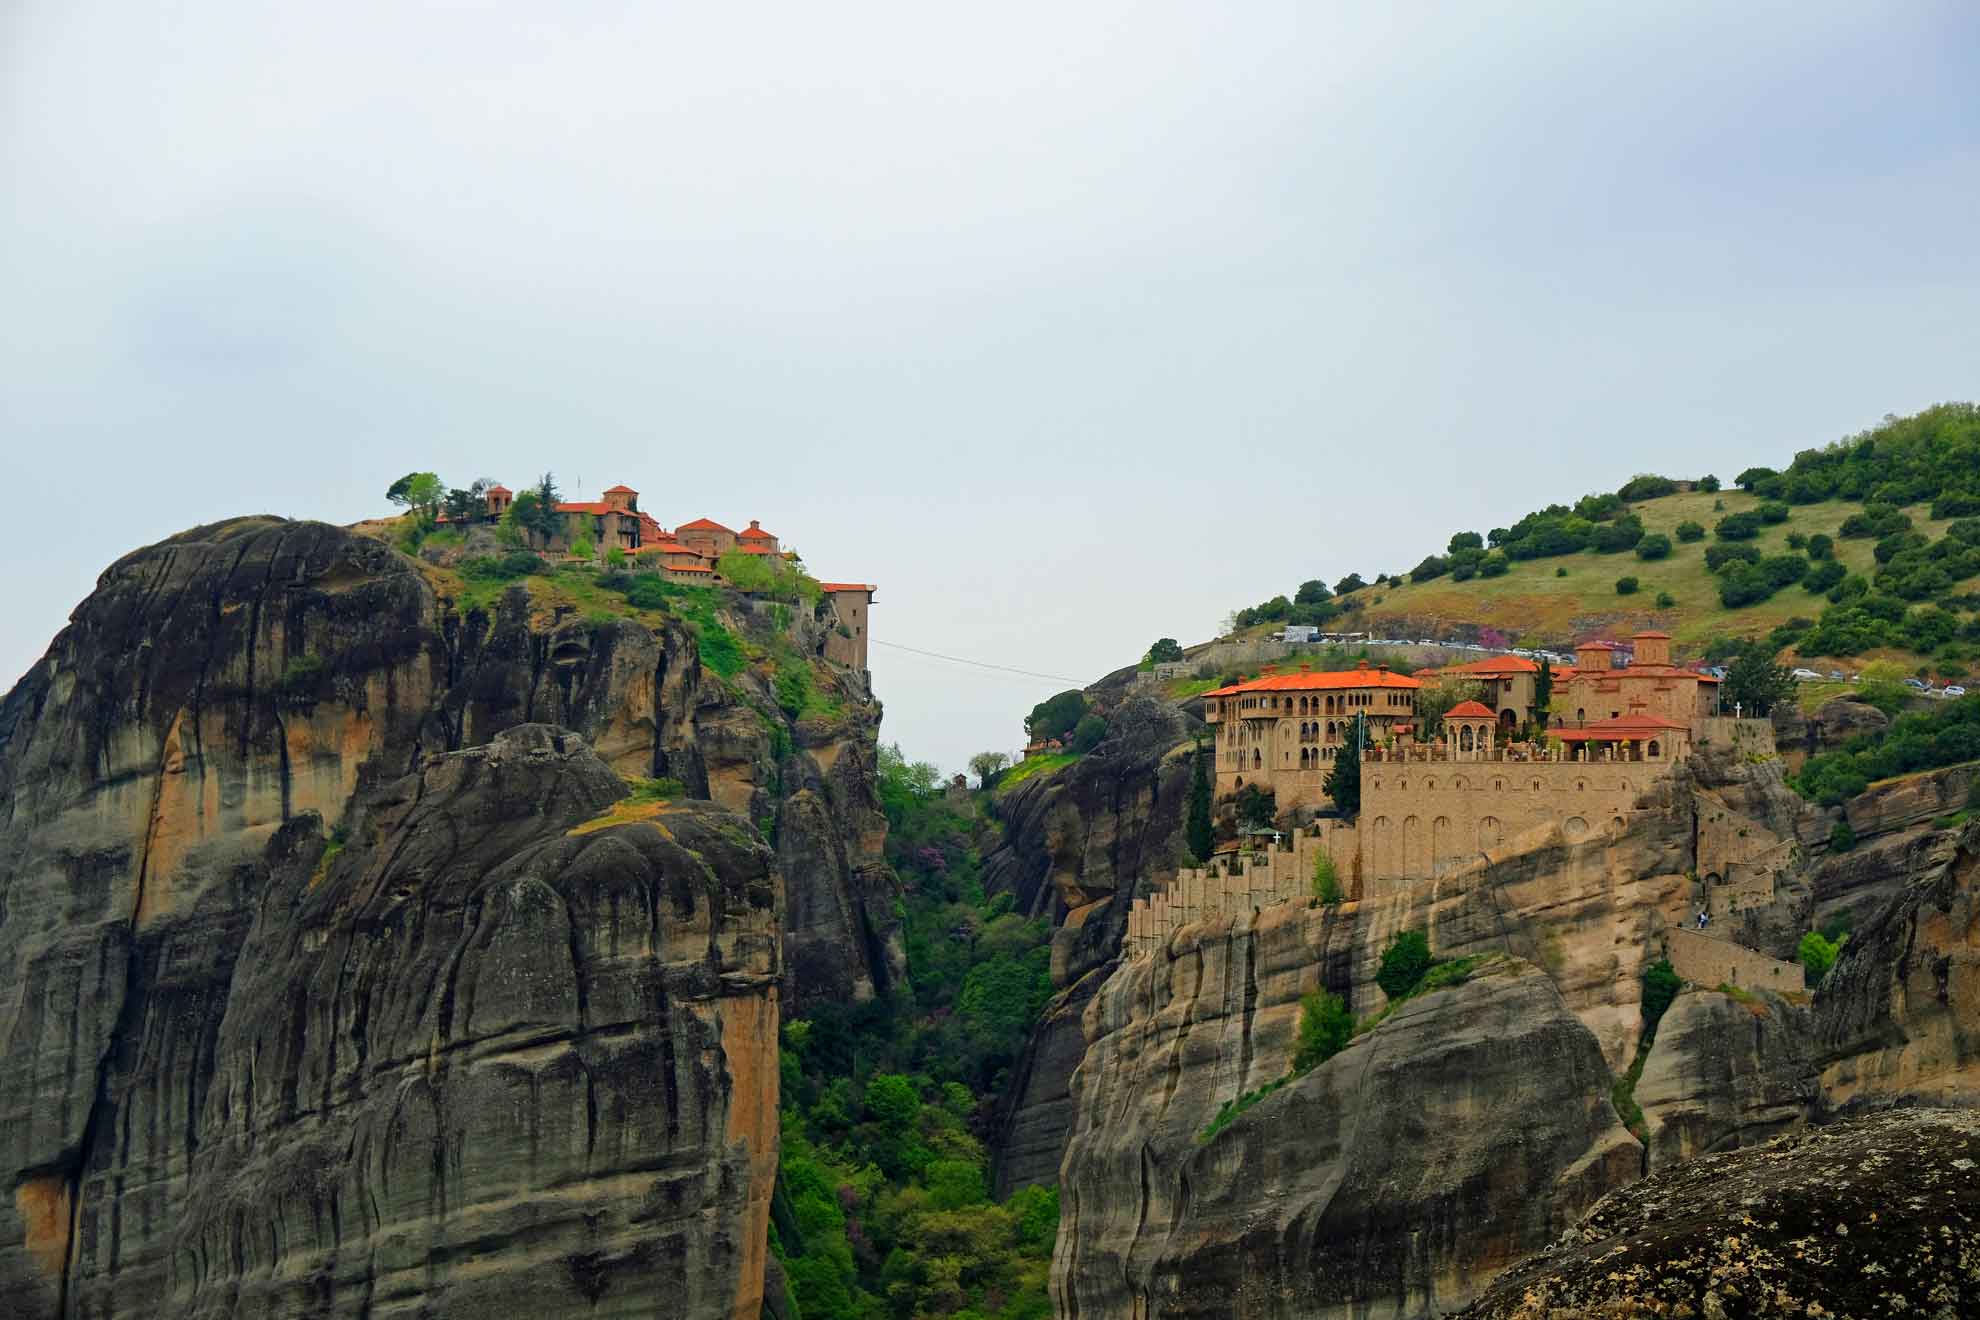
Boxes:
[1124,821,1360,958]
[1664,927,1802,994]
[1360,757,1672,896]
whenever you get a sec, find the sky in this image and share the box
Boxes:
[3,2,1977,774]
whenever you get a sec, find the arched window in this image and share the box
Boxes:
[1576,708,1586,723]
[1460,726,1474,751]
[1253,749,1262,769]
[1648,739,1662,759]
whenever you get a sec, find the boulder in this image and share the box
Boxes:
[1457,1108,1980,1319]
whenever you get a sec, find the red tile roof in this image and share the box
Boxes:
[603,484,638,495]
[1445,700,1495,719]
[737,544,773,555]
[1575,640,1619,651]
[1554,712,1689,739]
[556,501,617,515]
[669,564,714,574]
[488,484,512,496]
[1438,655,1540,676]
[677,517,733,533]
[819,582,875,594]
[739,521,775,541]
[1632,630,1672,639]
[1204,662,1422,698]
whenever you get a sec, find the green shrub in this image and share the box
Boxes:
[1634,533,1672,561]
[1375,930,1433,1000]
[1699,474,1721,492]
[1715,511,1763,541]
[695,622,744,677]
[1198,1078,1287,1143]
[571,535,594,559]
[774,662,815,717]
[1615,576,1639,596]
[1312,853,1342,905]
[1292,990,1353,1073]
[1555,566,1568,577]
[1798,929,1843,985]
[1067,713,1110,753]
[1829,819,1856,852]
[1757,500,1791,524]
[1641,958,1681,1033]
[1675,520,1706,542]
[279,653,327,697]
[1655,592,1676,608]
[462,551,547,581]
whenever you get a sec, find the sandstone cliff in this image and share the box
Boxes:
[0,518,891,1317]
[1053,939,1638,1319]
[983,695,1196,1196]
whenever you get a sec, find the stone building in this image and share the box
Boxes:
[1410,654,1545,731]
[820,583,875,672]
[1560,632,1720,728]
[1202,660,1423,808]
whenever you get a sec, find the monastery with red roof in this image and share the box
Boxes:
[451,482,876,670]
[1202,630,1722,815]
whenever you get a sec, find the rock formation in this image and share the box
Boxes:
[1053,944,1638,1319]
[0,518,892,1317]
[983,694,1196,1195]
[1457,1108,1980,1319]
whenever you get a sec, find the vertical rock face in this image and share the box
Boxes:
[0,518,888,1317]
[1053,932,1638,1320]
[983,696,1196,1195]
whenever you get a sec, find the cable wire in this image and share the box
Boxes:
[871,638,1088,685]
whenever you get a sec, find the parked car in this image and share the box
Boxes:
[1905,678,1931,691]
[1947,686,1967,698]
[1791,668,1823,681]
[1827,671,1844,680]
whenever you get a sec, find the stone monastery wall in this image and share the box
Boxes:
[1663,927,1803,994]
[1358,757,1671,883]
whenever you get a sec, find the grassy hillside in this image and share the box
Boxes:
[1354,487,1957,651]
[1216,404,1980,680]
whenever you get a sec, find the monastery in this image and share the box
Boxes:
[451,482,876,671]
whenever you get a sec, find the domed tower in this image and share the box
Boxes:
[1444,700,1497,759]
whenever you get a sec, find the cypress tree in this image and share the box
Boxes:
[1534,658,1554,730]
[1323,714,1364,816]
[1186,741,1214,862]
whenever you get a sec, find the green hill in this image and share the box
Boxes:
[1225,404,1980,682]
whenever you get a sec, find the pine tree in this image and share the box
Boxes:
[1322,714,1364,815]
[1534,658,1554,730]
[1186,742,1214,862]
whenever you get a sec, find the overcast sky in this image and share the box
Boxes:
[3,3,1976,773]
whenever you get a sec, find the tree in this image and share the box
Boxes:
[1375,930,1433,1000]
[1295,579,1332,605]
[386,471,444,520]
[441,478,494,523]
[1698,474,1722,492]
[1447,531,1484,554]
[1334,573,1366,595]
[1322,714,1364,814]
[968,751,1009,789]
[1292,990,1353,1073]
[1724,645,1794,715]
[1414,678,1486,741]
[1146,637,1184,663]
[1615,576,1640,595]
[1734,466,1778,491]
[1635,533,1672,560]
[1067,713,1109,753]
[1024,690,1087,742]
[1186,743,1214,862]
[1534,658,1554,731]
[1675,519,1706,542]
[863,1074,921,1131]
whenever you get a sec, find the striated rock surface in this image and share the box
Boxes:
[0,517,888,1317]
[1457,1108,1980,1320]
[1054,946,1638,1319]
[1769,694,1890,772]
[984,695,1196,1194]
[1635,988,1819,1167]
[1815,823,1980,1107]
